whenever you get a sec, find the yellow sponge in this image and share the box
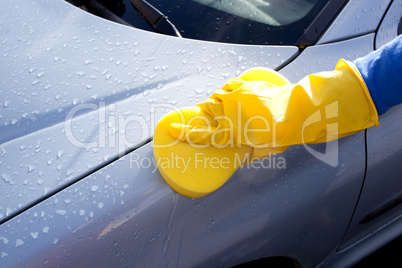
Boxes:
[153,106,252,198]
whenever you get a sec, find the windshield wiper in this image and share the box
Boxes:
[66,0,133,27]
[129,0,182,38]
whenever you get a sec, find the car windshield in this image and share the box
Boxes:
[84,0,330,45]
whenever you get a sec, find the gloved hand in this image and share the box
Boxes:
[169,59,379,159]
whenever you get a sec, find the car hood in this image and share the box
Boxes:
[0,0,298,223]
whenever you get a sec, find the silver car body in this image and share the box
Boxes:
[0,0,401,267]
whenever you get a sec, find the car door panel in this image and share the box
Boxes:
[338,1,402,250]
[339,105,402,250]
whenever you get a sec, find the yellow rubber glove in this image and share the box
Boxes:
[169,59,379,159]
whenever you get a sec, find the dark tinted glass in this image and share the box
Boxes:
[96,0,330,45]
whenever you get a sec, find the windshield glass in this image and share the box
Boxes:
[90,0,330,45]
[192,0,316,26]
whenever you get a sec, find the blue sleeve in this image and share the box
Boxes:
[353,35,402,115]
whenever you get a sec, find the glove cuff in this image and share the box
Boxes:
[336,59,379,127]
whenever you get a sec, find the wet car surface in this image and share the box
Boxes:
[0,0,401,267]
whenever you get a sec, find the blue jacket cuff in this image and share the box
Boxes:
[353,35,402,115]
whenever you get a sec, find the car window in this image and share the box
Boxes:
[192,0,317,26]
[78,0,331,45]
